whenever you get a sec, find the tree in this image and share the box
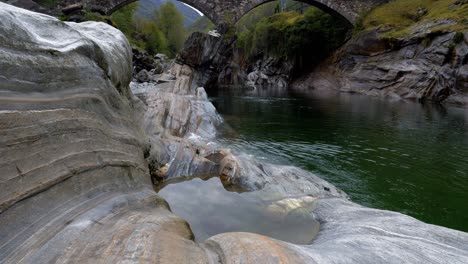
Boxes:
[153,2,186,57]
[134,18,169,55]
[111,3,138,37]
[111,3,169,56]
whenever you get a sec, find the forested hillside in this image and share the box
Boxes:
[111,2,186,57]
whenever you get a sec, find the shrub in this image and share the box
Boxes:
[236,7,349,67]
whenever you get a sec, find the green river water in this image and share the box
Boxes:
[210,90,468,232]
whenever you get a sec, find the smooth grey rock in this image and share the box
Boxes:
[155,53,169,61]
[0,4,209,263]
[136,69,151,83]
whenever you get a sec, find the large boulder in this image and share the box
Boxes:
[0,4,206,263]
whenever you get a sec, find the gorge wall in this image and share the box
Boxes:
[1,3,468,264]
[292,29,468,106]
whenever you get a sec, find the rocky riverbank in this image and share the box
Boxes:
[1,3,468,263]
[292,29,468,106]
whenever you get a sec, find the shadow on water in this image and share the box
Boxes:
[209,87,468,232]
[155,176,320,244]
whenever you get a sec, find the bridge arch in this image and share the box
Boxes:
[235,0,354,26]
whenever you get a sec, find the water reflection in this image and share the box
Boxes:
[157,177,320,244]
[210,88,468,232]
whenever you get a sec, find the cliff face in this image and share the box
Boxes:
[292,29,468,105]
[2,3,468,264]
[177,30,295,95]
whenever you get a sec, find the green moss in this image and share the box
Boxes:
[236,7,349,65]
[361,0,468,38]
[58,14,69,21]
[188,16,215,34]
[83,12,109,22]
[353,15,366,34]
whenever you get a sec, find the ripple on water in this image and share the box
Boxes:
[211,92,468,232]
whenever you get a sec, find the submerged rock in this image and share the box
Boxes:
[264,196,317,220]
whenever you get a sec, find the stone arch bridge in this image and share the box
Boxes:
[112,0,388,25]
[5,0,388,26]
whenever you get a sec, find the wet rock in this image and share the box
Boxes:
[219,155,240,184]
[264,196,317,220]
[246,56,293,91]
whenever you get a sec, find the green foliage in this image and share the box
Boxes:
[236,0,313,32]
[236,1,278,32]
[111,3,138,36]
[134,18,169,55]
[362,0,468,38]
[152,2,186,57]
[236,7,349,66]
[58,14,69,21]
[110,2,187,58]
[188,16,215,34]
[83,12,109,23]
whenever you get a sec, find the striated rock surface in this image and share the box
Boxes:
[1,3,468,264]
[292,29,468,106]
[176,30,241,89]
[0,4,205,263]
